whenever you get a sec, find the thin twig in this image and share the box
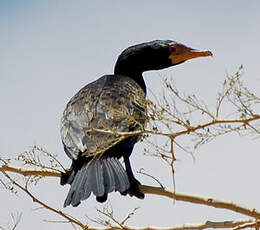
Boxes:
[1,170,87,230]
[120,207,139,225]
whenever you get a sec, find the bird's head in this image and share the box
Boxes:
[114,40,212,74]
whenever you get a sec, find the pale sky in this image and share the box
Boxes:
[1,1,260,229]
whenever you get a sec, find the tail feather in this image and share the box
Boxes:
[102,159,116,193]
[66,169,76,185]
[107,158,130,192]
[92,159,105,196]
[70,163,92,206]
[64,169,84,207]
[80,163,93,200]
[64,157,130,207]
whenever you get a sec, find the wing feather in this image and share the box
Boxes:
[61,75,147,160]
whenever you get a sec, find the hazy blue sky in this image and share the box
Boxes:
[1,1,260,229]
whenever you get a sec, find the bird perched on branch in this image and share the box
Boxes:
[60,40,212,207]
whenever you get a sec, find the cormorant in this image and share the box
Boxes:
[60,40,212,207]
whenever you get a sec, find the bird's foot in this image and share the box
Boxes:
[96,194,108,203]
[127,178,145,199]
[60,170,72,185]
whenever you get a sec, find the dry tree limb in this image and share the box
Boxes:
[88,203,255,230]
[0,164,60,178]
[1,163,260,221]
[84,114,260,139]
[90,204,255,230]
[140,185,260,220]
[233,220,260,230]
[0,170,88,230]
[87,219,255,230]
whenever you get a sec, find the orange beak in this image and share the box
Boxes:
[169,48,213,65]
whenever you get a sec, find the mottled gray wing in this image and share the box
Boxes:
[60,75,147,160]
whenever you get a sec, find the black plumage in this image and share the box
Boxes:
[60,40,212,207]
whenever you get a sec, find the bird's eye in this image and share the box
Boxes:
[170,46,177,53]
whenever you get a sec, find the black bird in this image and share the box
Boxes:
[60,40,212,207]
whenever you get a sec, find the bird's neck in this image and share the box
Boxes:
[114,71,146,94]
[114,68,147,94]
[135,74,146,94]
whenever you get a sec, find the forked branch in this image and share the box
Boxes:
[1,163,260,221]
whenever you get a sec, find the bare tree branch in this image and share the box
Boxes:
[0,164,60,177]
[140,185,260,220]
[1,163,260,221]
[1,67,260,229]
[0,170,88,230]
[84,114,260,139]
[233,220,260,230]
[87,219,255,230]
[89,203,255,230]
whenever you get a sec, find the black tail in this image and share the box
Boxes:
[63,157,130,207]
